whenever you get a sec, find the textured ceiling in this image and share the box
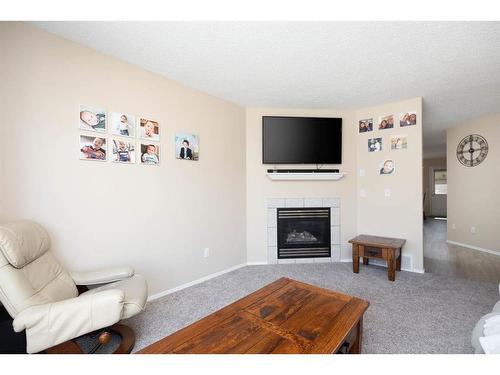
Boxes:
[32,22,500,158]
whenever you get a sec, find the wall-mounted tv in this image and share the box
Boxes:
[262,116,342,164]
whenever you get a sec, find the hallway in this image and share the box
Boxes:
[424,218,500,283]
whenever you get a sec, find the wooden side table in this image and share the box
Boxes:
[348,235,406,281]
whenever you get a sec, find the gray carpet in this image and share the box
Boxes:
[125,263,499,353]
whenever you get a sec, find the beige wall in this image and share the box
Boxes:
[245,108,358,263]
[447,114,500,252]
[246,108,356,262]
[423,157,447,216]
[246,99,424,272]
[355,98,424,271]
[1,22,426,299]
[0,22,247,296]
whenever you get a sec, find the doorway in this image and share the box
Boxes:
[429,167,447,218]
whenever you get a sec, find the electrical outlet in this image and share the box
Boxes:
[203,248,210,258]
[359,169,365,177]
[470,227,476,234]
[360,188,367,198]
[384,188,391,197]
[451,223,456,230]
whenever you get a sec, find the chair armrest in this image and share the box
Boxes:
[70,266,134,285]
[13,289,125,353]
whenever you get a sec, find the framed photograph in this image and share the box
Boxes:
[391,135,408,150]
[139,143,160,166]
[400,112,417,127]
[175,133,199,161]
[379,159,395,175]
[368,137,382,152]
[79,135,107,161]
[79,105,106,133]
[111,138,136,163]
[111,112,135,137]
[138,118,160,141]
[359,119,373,133]
[378,115,394,130]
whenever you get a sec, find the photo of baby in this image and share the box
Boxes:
[175,133,199,161]
[400,112,417,127]
[79,105,106,132]
[139,118,160,141]
[112,138,135,163]
[391,135,408,150]
[378,115,394,130]
[368,138,382,152]
[379,159,395,175]
[79,135,107,161]
[359,119,373,133]
[140,143,160,165]
[112,112,135,137]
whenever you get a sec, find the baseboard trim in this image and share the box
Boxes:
[340,258,425,274]
[147,263,247,301]
[446,240,500,257]
[246,262,268,266]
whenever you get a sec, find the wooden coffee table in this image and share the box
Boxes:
[139,277,369,354]
[349,234,406,281]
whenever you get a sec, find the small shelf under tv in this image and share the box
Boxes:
[266,170,346,181]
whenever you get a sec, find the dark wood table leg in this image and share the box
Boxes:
[362,257,369,265]
[352,244,359,273]
[396,248,401,271]
[349,318,363,354]
[386,248,396,281]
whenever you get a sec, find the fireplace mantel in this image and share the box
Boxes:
[266,171,346,181]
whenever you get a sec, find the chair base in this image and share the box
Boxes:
[44,324,135,354]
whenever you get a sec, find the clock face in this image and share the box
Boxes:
[456,134,488,167]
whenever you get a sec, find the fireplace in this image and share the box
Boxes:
[277,207,331,259]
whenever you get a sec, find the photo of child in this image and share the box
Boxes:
[400,112,417,127]
[79,105,106,132]
[140,143,160,165]
[378,115,394,130]
[379,159,395,175]
[112,112,135,137]
[359,119,373,133]
[139,118,160,141]
[391,135,408,150]
[175,133,199,161]
[368,138,382,152]
[112,138,135,163]
[79,135,107,161]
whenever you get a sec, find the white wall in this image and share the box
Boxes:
[0,22,247,296]
[355,98,424,272]
[447,114,500,252]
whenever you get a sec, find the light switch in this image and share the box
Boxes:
[384,188,391,197]
[359,169,365,177]
[360,188,367,198]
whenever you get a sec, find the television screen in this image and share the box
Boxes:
[262,116,342,164]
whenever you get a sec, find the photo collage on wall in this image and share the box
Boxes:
[78,105,200,165]
[358,111,417,176]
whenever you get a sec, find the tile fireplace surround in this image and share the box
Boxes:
[267,197,341,264]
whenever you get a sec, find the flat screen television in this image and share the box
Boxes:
[262,116,342,164]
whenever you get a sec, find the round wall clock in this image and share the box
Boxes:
[456,134,488,167]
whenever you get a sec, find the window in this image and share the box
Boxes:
[434,169,447,195]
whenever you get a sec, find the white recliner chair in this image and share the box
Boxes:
[0,220,148,353]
